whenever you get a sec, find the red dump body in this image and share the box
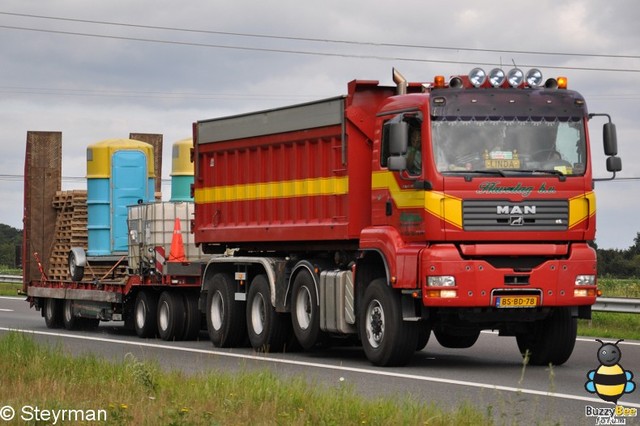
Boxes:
[193,81,393,250]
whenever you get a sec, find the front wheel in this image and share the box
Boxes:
[359,278,419,366]
[246,274,289,352]
[516,307,577,366]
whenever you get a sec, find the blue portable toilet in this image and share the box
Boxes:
[86,139,155,255]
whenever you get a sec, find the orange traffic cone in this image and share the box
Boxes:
[168,217,186,262]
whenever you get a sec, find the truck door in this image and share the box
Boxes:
[373,113,426,239]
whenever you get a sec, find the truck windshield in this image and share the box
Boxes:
[431,117,586,176]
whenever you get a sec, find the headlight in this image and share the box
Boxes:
[575,275,596,286]
[525,68,543,87]
[468,67,487,87]
[488,68,506,87]
[427,276,456,287]
[507,68,524,87]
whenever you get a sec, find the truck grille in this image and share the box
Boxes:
[463,199,568,231]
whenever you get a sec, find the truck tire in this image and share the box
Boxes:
[206,273,246,347]
[43,298,63,329]
[68,250,84,282]
[182,293,201,341]
[134,291,158,338]
[516,307,577,366]
[359,278,419,366]
[246,274,289,352]
[157,291,186,341]
[63,299,79,330]
[433,329,480,349]
[291,270,323,350]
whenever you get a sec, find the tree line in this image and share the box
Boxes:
[0,223,639,278]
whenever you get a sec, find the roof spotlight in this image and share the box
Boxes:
[468,67,487,87]
[488,68,506,87]
[525,68,543,87]
[507,68,524,87]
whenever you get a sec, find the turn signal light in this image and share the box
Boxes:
[557,76,568,89]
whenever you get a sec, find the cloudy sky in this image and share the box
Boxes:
[1,1,638,249]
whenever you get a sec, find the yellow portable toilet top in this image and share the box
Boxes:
[171,138,194,177]
[87,138,155,178]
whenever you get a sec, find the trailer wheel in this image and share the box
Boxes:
[134,291,158,338]
[246,274,289,352]
[182,293,201,341]
[433,329,480,349]
[63,299,79,330]
[157,291,186,341]
[516,307,577,366]
[206,273,246,347]
[291,270,323,350]
[359,278,419,366]
[43,298,63,329]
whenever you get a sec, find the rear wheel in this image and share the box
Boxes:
[182,293,201,340]
[63,299,79,330]
[206,273,246,347]
[134,291,158,338]
[291,270,323,350]
[246,274,289,352]
[359,278,419,366]
[516,307,577,366]
[157,291,186,341]
[43,298,63,329]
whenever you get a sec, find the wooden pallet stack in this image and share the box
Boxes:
[48,190,88,280]
[47,190,127,282]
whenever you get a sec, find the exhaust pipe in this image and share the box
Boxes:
[393,68,407,95]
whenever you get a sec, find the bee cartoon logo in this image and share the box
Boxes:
[585,339,636,404]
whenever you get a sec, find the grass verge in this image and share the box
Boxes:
[0,332,490,425]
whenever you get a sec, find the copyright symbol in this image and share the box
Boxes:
[0,406,15,421]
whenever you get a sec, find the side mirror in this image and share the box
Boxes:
[388,156,407,172]
[387,121,409,155]
[603,122,618,156]
[606,156,622,173]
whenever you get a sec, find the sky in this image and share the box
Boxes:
[1,1,639,249]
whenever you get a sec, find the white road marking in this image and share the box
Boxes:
[1,326,638,408]
[0,309,13,312]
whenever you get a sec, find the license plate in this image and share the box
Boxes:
[496,296,538,308]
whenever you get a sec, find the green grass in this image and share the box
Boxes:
[597,277,640,298]
[0,282,21,296]
[0,332,491,425]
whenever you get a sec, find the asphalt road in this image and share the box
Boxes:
[1,296,638,425]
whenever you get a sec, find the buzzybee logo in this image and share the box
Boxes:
[585,339,635,404]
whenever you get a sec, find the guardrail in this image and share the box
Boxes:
[593,297,640,314]
[0,274,21,284]
[1,274,638,313]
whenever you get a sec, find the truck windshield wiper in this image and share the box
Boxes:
[516,169,567,181]
[442,169,507,180]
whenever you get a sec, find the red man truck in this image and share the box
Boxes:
[24,67,621,367]
[192,67,621,366]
